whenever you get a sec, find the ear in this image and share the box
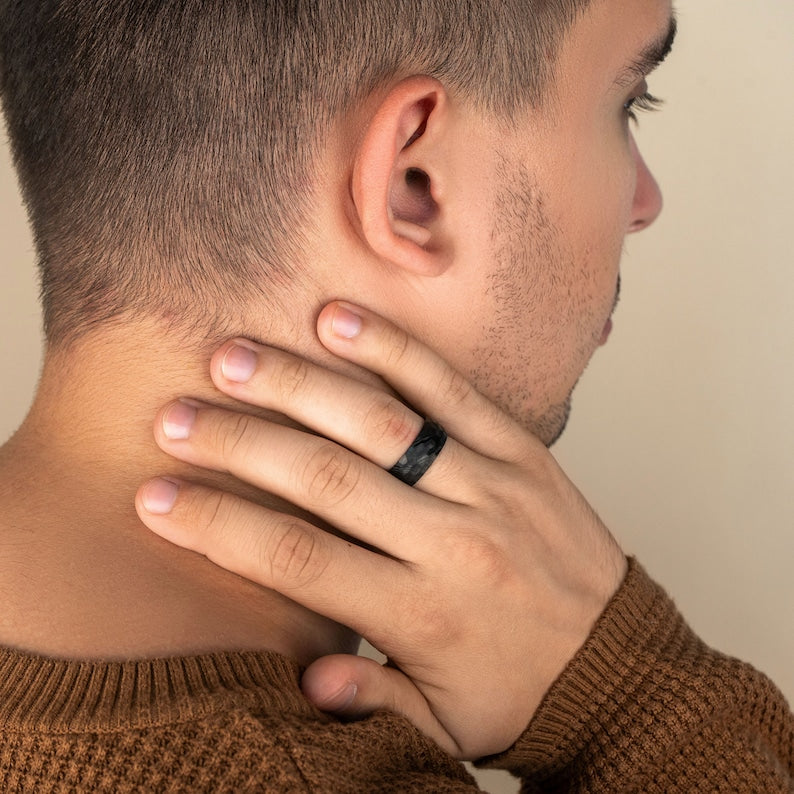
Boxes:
[351,76,453,277]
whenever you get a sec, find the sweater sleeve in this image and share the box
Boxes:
[478,558,794,793]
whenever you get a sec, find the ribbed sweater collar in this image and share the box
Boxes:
[0,648,323,732]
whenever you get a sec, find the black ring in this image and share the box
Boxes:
[388,419,448,486]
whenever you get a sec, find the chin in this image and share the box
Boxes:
[527,395,573,448]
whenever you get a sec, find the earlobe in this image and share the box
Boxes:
[351,77,453,277]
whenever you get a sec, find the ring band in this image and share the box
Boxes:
[388,419,448,486]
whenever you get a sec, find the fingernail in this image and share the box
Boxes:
[162,400,197,440]
[321,681,358,711]
[331,304,362,339]
[222,344,257,383]
[141,478,179,514]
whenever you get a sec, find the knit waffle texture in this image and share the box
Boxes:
[1,560,792,792]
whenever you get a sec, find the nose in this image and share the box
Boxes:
[628,134,663,233]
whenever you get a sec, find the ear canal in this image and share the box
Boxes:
[391,168,437,227]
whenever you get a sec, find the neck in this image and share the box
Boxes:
[0,317,358,664]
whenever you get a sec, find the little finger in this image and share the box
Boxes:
[135,476,409,636]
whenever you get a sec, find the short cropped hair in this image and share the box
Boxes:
[0,0,591,344]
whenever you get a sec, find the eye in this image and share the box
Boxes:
[624,91,664,125]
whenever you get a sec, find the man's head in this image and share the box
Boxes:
[0,0,592,338]
[0,0,674,443]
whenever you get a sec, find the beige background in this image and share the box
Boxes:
[1,2,791,792]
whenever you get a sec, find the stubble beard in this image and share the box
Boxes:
[467,157,592,447]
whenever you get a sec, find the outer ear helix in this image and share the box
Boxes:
[351,76,452,277]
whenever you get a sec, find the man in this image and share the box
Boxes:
[0,1,791,792]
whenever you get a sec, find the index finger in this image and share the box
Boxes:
[317,302,534,463]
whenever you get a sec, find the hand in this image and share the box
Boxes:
[136,301,628,760]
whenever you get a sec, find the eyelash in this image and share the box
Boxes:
[624,91,663,124]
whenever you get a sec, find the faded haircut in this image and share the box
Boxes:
[0,0,591,345]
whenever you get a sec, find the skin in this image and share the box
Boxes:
[137,304,630,758]
[134,0,674,757]
[0,0,672,760]
[340,0,668,445]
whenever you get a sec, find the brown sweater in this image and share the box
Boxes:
[1,561,792,792]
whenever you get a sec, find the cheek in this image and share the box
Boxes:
[547,165,628,301]
[561,146,635,311]
[562,117,638,230]
[459,141,630,417]
[581,150,636,243]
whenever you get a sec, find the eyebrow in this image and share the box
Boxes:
[614,15,678,88]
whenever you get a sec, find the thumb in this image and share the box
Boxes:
[301,654,460,757]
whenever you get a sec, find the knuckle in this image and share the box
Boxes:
[363,396,419,451]
[265,520,327,590]
[216,412,257,465]
[274,356,312,402]
[380,323,412,370]
[186,488,243,546]
[300,444,361,506]
[450,531,510,582]
[435,367,473,408]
